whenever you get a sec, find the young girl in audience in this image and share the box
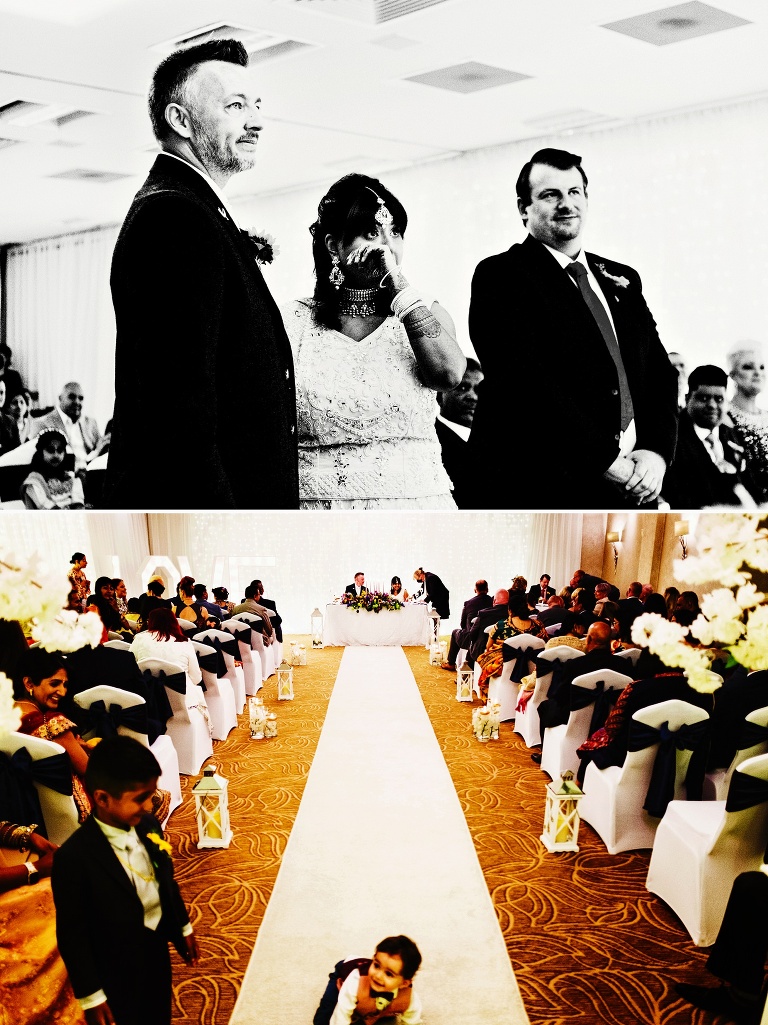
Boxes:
[20,429,84,509]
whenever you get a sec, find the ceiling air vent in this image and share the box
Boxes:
[49,169,131,183]
[54,110,96,128]
[602,2,750,45]
[374,0,449,23]
[248,38,314,63]
[406,61,530,94]
[151,22,311,60]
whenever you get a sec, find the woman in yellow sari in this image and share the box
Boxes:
[476,591,548,702]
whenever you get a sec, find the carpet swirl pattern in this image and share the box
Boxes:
[164,643,728,1024]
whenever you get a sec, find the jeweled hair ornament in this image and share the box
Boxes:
[366,186,393,228]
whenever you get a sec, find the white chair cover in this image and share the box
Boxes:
[136,657,212,776]
[615,647,642,667]
[513,645,585,749]
[103,639,132,651]
[194,627,246,713]
[230,613,276,681]
[495,634,546,722]
[189,640,237,740]
[0,731,79,846]
[220,618,261,696]
[580,699,710,854]
[703,704,768,801]
[72,684,181,822]
[646,752,768,946]
[540,668,633,780]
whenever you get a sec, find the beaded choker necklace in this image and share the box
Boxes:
[339,286,379,318]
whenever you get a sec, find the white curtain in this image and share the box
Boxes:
[5,225,118,432]
[526,514,583,596]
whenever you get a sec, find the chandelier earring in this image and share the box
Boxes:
[329,254,344,290]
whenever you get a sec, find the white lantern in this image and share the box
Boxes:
[429,643,443,666]
[264,712,278,738]
[297,644,307,666]
[541,770,584,853]
[248,696,266,739]
[456,664,474,702]
[427,609,441,648]
[277,660,294,700]
[192,764,232,849]
[311,607,324,648]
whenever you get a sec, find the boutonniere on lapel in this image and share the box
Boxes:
[241,227,280,266]
[595,263,630,289]
[145,832,173,862]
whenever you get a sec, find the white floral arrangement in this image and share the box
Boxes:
[32,608,104,652]
[0,671,22,737]
[472,702,501,741]
[631,514,768,693]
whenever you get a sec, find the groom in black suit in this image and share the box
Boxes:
[467,147,678,509]
[345,572,368,597]
[104,39,298,509]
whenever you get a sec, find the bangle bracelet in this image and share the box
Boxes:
[391,286,427,321]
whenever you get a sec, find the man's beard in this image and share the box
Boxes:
[191,115,255,176]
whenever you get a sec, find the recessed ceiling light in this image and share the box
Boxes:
[602,2,750,46]
[405,61,531,95]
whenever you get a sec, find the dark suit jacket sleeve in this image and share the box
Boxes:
[110,195,236,503]
[52,835,105,998]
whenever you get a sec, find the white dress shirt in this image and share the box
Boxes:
[330,968,422,1025]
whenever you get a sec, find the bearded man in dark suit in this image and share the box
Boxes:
[467,147,677,509]
[441,579,493,670]
[105,39,298,509]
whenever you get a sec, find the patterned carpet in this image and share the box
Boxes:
[166,642,724,1025]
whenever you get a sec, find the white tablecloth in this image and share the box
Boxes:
[323,603,430,647]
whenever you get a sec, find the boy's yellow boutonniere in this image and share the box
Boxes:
[146,832,172,856]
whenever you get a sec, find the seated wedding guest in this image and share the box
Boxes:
[568,587,590,617]
[663,585,680,617]
[68,552,90,611]
[476,591,548,703]
[0,345,25,406]
[617,582,645,641]
[441,579,492,671]
[675,590,701,617]
[434,358,483,508]
[389,576,409,602]
[518,610,593,706]
[250,580,282,641]
[30,381,104,472]
[130,608,202,684]
[466,589,509,667]
[88,576,132,640]
[0,823,84,1024]
[706,665,768,770]
[532,620,629,763]
[412,568,450,619]
[14,649,92,823]
[643,592,668,618]
[233,584,275,642]
[282,172,465,509]
[139,578,170,627]
[559,586,573,609]
[313,935,423,1025]
[569,569,606,606]
[212,587,234,616]
[676,869,768,1025]
[51,736,198,1025]
[5,388,33,446]
[662,364,758,508]
[21,429,85,510]
[345,573,367,597]
[593,582,619,621]
[535,595,570,630]
[111,578,139,633]
[0,379,20,453]
[192,583,223,622]
[175,576,210,630]
[528,574,555,606]
[726,341,768,504]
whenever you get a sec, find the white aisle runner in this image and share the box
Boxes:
[230,646,529,1025]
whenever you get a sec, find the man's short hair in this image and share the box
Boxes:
[244,583,257,600]
[595,582,611,596]
[355,571,364,580]
[193,583,207,600]
[147,579,165,596]
[516,148,588,209]
[148,39,249,142]
[85,736,160,798]
[475,579,488,593]
[375,935,422,980]
[628,581,642,597]
[687,364,728,394]
[540,574,551,583]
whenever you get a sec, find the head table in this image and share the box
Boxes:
[323,602,431,647]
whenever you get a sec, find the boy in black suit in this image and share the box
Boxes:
[52,737,198,1025]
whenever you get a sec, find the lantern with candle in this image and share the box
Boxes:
[541,770,584,853]
[456,664,473,702]
[192,764,232,849]
[311,607,324,648]
[277,660,294,700]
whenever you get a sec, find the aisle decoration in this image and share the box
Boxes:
[311,608,324,648]
[277,661,294,700]
[472,703,501,741]
[456,664,474,702]
[192,764,233,849]
[631,514,768,692]
[340,590,403,613]
[248,696,267,740]
[0,546,102,651]
[541,770,584,853]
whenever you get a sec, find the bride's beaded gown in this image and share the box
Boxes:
[282,299,456,509]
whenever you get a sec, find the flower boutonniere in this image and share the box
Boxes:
[243,227,279,265]
[595,263,630,289]
[146,832,173,858]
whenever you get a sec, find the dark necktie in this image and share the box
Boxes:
[566,261,634,431]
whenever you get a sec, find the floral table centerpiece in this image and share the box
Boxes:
[340,591,404,614]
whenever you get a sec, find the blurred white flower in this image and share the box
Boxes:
[33,610,103,653]
[0,548,68,627]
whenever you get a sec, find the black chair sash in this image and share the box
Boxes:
[569,680,622,737]
[628,718,710,818]
[503,643,542,683]
[236,615,265,636]
[226,623,252,646]
[195,649,219,675]
[738,720,768,752]
[214,636,239,659]
[726,771,768,812]
[0,747,74,838]
[80,700,148,739]
[141,670,179,723]
[198,637,230,678]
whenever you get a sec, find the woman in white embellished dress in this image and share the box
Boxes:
[727,342,768,503]
[282,174,466,509]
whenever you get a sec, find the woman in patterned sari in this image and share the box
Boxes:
[476,591,548,702]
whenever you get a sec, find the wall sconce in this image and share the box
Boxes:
[606,530,622,572]
[674,520,689,559]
